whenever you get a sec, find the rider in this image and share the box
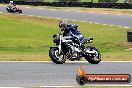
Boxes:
[59,19,85,44]
[8,1,18,11]
[9,1,14,8]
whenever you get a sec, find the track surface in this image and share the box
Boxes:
[0,62,131,87]
[0,6,132,28]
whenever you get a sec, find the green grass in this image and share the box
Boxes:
[0,13,132,61]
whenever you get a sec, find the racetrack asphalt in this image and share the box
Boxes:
[0,6,132,28]
[0,62,131,87]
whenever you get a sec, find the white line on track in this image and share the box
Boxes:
[0,87,24,88]
[0,11,131,29]
[81,21,87,22]
[24,7,30,8]
[28,15,34,17]
[19,14,24,15]
[6,13,11,15]
[38,8,43,10]
[95,23,100,24]
[102,13,108,14]
[77,11,82,13]
[37,16,42,18]
[6,13,132,29]
[65,10,71,11]
[72,20,77,21]
[0,61,132,63]
[124,27,130,29]
[46,17,53,19]
[1,85,132,87]
[89,12,95,13]
[109,25,115,26]
[87,85,132,86]
[102,24,108,25]
[50,9,56,11]
[117,26,123,28]
[40,86,75,88]
[56,18,61,20]
[88,22,93,24]
[117,14,122,16]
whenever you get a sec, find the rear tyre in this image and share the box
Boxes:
[85,46,101,64]
[49,47,66,64]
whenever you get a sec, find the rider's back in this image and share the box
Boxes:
[63,24,84,43]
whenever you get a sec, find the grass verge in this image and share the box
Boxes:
[0,13,132,61]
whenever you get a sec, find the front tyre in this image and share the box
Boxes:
[85,46,101,64]
[6,7,10,13]
[49,47,66,64]
[19,10,22,13]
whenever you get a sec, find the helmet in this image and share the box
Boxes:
[10,1,13,4]
[59,19,67,30]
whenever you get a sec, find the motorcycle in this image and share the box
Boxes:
[6,5,22,13]
[49,25,101,64]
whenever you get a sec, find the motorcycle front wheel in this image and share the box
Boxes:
[19,10,22,13]
[85,46,101,64]
[6,7,10,12]
[49,47,66,64]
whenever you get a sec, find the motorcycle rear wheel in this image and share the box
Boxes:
[49,47,66,64]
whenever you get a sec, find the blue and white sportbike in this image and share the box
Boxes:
[49,20,101,64]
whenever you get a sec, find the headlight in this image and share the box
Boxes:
[53,34,60,44]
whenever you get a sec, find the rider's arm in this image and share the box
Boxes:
[9,3,11,6]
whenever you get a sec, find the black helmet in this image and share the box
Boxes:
[59,19,67,30]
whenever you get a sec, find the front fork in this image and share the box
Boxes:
[58,34,62,54]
